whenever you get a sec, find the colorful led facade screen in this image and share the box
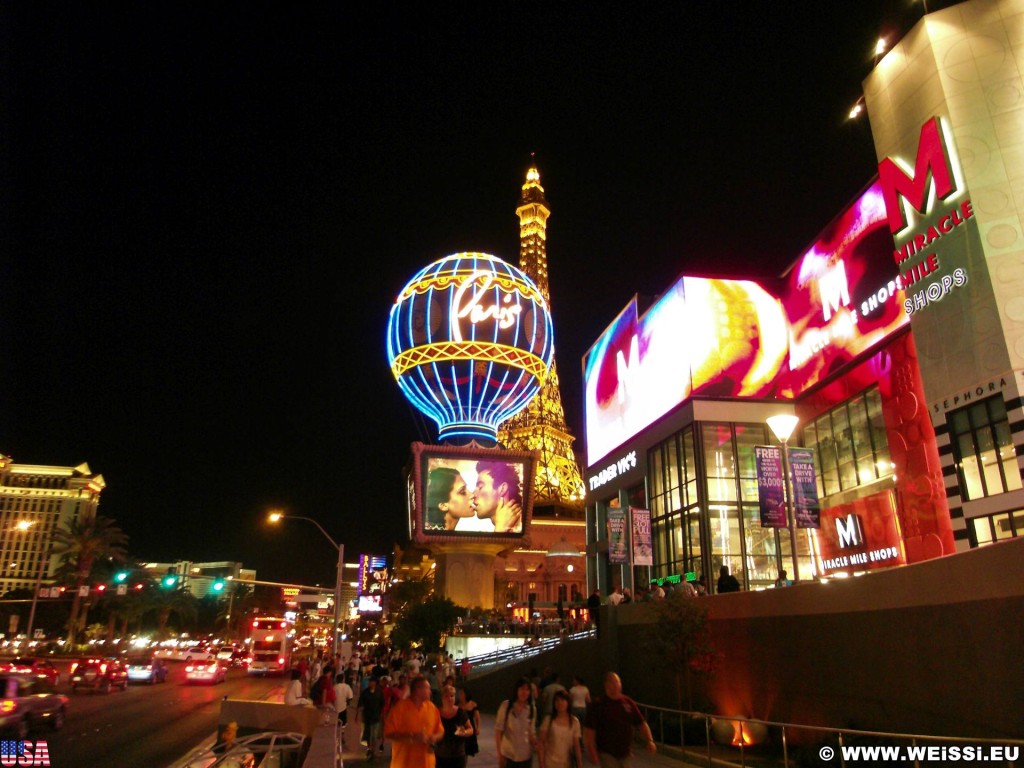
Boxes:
[583,183,907,465]
[387,253,554,443]
[408,441,535,544]
[583,277,786,465]
[778,181,909,397]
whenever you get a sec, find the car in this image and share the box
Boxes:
[69,657,129,693]
[124,653,169,684]
[157,645,216,662]
[184,659,228,684]
[0,658,60,687]
[0,673,68,738]
[216,646,249,668]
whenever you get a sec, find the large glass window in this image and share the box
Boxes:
[805,387,892,499]
[973,509,1024,545]
[949,395,1022,501]
[648,428,699,581]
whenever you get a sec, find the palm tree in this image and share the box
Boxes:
[146,588,199,637]
[51,515,129,645]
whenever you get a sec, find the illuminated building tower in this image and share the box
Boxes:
[499,164,586,511]
[0,456,105,595]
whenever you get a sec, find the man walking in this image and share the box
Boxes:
[584,672,656,768]
[385,675,443,768]
[357,676,386,760]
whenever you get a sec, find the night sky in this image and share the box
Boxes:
[3,2,943,588]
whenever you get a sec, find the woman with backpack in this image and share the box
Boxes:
[495,677,537,768]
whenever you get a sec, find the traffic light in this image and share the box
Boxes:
[161,574,179,589]
[95,584,107,593]
[211,579,226,593]
[114,571,129,583]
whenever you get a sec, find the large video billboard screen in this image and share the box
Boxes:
[583,277,787,465]
[583,182,906,468]
[777,180,909,396]
[409,442,535,544]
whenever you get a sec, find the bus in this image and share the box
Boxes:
[246,616,295,676]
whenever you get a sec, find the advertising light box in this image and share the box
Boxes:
[409,441,535,544]
[815,490,906,576]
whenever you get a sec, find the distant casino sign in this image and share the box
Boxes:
[387,252,554,443]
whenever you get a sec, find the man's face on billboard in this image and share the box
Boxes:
[473,470,500,520]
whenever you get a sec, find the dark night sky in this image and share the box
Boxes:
[3,2,942,588]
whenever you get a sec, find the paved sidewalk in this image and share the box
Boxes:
[302,710,692,768]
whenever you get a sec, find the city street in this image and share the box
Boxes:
[35,663,280,768]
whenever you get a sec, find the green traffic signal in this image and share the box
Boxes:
[114,571,129,583]
[161,574,178,588]
[212,579,226,592]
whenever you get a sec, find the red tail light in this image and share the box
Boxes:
[0,700,17,714]
[70,663,78,675]
[277,657,286,667]
[100,663,107,674]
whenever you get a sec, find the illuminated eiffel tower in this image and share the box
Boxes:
[498,163,586,511]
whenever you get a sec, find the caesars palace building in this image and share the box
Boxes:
[583,0,1024,593]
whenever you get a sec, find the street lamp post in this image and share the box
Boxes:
[26,549,49,643]
[268,511,345,766]
[267,512,345,662]
[767,414,801,582]
[14,521,50,643]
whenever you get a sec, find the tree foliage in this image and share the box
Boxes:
[389,594,462,653]
[388,580,432,616]
[643,592,717,710]
[51,514,129,644]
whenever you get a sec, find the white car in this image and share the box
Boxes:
[157,645,216,662]
[185,659,228,685]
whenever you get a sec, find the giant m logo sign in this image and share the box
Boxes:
[836,513,865,549]
[878,117,960,237]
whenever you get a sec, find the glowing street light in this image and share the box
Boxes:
[15,521,51,642]
[767,414,801,582]
[268,510,345,763]
[267,511,345,657]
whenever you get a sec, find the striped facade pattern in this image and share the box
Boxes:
[934,393,1024,552]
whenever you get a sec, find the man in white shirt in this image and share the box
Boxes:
[334,672,355,729]
[285,669,312,706]
[607,586,624,606]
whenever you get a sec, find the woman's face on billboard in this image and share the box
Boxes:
[444,473,473,527]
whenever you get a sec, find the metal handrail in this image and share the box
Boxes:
[635,702,1024,768]
[463,629,595,674]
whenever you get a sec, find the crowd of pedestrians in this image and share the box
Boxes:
[284,643,656,768]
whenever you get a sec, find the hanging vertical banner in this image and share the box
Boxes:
[755,445,788,527]
[789,447,821,528]
[630,507,653,566]
[607,507,628,564]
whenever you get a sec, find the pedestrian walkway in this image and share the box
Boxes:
[302,710,695,768]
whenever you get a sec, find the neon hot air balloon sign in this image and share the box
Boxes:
[387,252,554,444]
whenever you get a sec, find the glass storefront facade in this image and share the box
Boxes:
[647,421,817,591]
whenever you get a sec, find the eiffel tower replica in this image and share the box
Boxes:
[498,162,586,513]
